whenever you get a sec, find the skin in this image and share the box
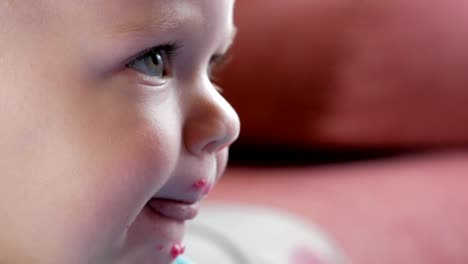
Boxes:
[0,0,239,264]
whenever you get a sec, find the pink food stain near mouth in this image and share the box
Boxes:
[157,245,164,252]
[171,243,186,259]
[192,178,208,189]
[290,247,328,264]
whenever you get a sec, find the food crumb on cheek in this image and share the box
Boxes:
[192,178,208,190]
[191,178,212,196]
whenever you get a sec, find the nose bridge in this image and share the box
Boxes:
[183,79,240,155]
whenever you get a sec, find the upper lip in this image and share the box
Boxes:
[146,198,200,222]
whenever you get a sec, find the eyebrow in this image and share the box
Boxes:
[105,2,239,58]
[112,19,238,49]
[110,16,179,39]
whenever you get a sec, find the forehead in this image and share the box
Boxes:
[4,0,235,38]
[84,0,235,36]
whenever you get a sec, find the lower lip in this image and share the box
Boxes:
[147,199,199,222]
[142,204,186,224]
[137,205,186,240]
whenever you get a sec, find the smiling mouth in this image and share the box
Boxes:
[146,198,199,222]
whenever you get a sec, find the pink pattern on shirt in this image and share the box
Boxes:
[290,247,328,264]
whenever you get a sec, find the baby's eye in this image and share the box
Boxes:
[208,53,231,83]
[126,44,179,78]
[127,50,165,78]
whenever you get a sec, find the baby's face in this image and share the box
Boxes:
[0,0,239,263]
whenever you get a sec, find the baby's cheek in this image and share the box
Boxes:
[60,164,161,262]
[55,133,174,263]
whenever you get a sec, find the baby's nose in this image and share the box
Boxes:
[183,80,240,155]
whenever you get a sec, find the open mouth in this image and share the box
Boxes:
[146,198,200,222]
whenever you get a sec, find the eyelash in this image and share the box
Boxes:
[131,43,180,62]
[208,53,231,83]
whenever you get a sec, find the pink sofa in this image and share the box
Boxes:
[208,1,468,263]
[209,151,468,264]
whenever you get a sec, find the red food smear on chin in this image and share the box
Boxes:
[171,243,186,259]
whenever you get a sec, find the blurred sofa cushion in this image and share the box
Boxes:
[219,0,468,149]
[210,150,468,264]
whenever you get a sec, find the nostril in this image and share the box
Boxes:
[202,140,231,153]
[201,116,239,154]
